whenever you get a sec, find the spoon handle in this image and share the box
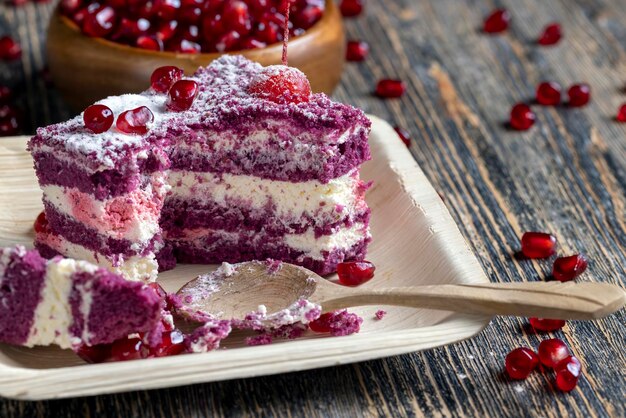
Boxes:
[320,281,626,320]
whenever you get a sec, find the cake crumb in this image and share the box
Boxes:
[245,334,273,346]
[374,310,387,320]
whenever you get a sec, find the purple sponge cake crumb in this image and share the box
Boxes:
[0,247,47,346]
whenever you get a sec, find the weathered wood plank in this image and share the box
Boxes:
[0,0,624,416]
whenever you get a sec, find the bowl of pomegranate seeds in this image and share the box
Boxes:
[47,0,345,110]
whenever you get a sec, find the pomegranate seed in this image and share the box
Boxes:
[509,103,536,130]
[567,83,591,107]
[167,79,198,111]
[375,79,406,98]
[60,0,82,15]
[75,343,112,364]
[394,126,411,147]
[483,9,510,34]
[83,104,114,134]
[151,66,184,93]
[150,330,186,357]
[339,0,363,17]
[111,17,150,41]
[552,254,588,282]
[555,356,582,392]
[255,21,280,44]
[136,36,163,51]
[167,38,201,53]
[110,337,144,361]
[202,14,225,42]
[0,114,19,136]
[505,347,539,379]
[337,261,376,286]
[520,232,557,258]
[346,40,369,62]
[179,6,202,24]
[0,104,18,120]
[537,23,562,46]
[617,104,626,122]
[222,0,252,35]
[116,106,154,134]
[0,36,22,61]
[529,318,566,332]
[240,37,266,49]
[82,6,117,38]
[33,211,51,235]
[536,81,562,106]
[248,66,311,104]
[155,20,178,42]
[292,5,323,30]
[155,0,181,21]
[308,312,333,333]
[538,338,570,368]
[0,85,12,103]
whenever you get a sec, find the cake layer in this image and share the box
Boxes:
[167,222,370,275]
[42,172,167,243]
[172,235,370,276]
[169,122,370,183]
[35,234,159,282]
[162,169,370,236]
[0,246,163,349]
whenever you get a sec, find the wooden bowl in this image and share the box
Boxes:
[47,0,345,112]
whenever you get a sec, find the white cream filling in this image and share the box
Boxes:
[42,184,162,243]
[25,259,98,349]
[167,169,360,222]
[283,222,369,260]
[44,236,158,282]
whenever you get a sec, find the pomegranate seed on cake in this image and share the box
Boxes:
[0,246,162,349]
[29,55,372,278]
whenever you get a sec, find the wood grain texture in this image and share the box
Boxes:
[0,0,625,416]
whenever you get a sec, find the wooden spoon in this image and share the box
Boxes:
[176,261,626,322]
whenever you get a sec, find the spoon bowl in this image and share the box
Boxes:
[177,261,626,323]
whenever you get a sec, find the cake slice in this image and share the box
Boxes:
[29,55,371,278]
[0,246,162,349]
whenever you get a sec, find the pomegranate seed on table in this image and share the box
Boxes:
[536,81,562,106]
[375,79,406,98]
[337,261,376,286]
[509,103,536,130]
[309,312,334,333]
[552,254,588,282]
[483,9,510,34]
[248,66,312,104]
[394,126,411,147]
[346,40,369,62]
[538,338,570,368]
[567,83,591,107]
[136,36,164,51]
[116,106,154,134]
[339,0,363,17]
[167,80,199,111]
[110,337,144,361]
[616,104,626,122]
[537,23,562,46]
[529,318,566,332]
[83,104,114,134]
[0,36,22,61]
[555,356,582,392]
[82,6,117,38]
[505,347,539,380]
[151,66,184,92]
[520,231,557,259]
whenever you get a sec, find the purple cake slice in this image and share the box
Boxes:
[0,246,162,349]
[29,55,372,277]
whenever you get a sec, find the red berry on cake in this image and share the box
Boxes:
[248,65,312,104]
[167,79,199,111]
[116,106,154,134]
[150,65,184,93]
[83,104,114,133]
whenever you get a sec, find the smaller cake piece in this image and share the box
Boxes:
[0,246,162,349]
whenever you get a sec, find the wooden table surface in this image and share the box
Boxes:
[1,0,625,416]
